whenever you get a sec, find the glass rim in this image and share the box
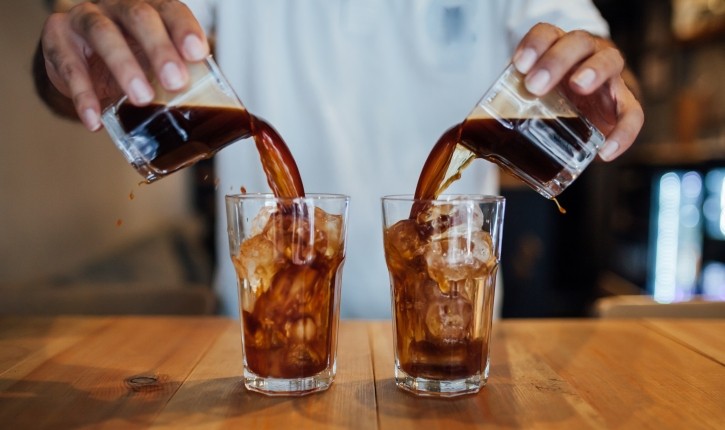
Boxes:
[225,193,350,203]
[381,194,504,204]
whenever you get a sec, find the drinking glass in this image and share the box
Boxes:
[382,194,505,397]
[226,193,349,396]
[466,64,605,198]
[102,56,250,182]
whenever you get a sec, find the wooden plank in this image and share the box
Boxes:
[483,325,608,430]
[643,319,725,365]
[0,316,112,386]
[2,317,723,429]
[0,316,226,429]
[371,319,725,430]
[151,320,378,429]
[502,319,725,430]
[370,320,606,430]
[369,321,491,430]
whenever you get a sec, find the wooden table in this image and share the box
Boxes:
[0,317,723,429]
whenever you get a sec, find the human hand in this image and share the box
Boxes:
[512,23,644,161]
[39,0,210,131]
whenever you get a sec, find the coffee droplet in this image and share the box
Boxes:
[240,186,247,194]
[116,219,123,227]
[129,191,135,200]
[553,198,567,214]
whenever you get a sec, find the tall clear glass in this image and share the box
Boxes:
[225,193,349,396]
[382,194,505,397]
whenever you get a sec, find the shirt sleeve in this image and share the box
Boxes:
[503,0,610,49]
[181,0,217,36]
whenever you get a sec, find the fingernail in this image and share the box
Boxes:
[600,140,620,161]
[525,69,550,95]
[161,62,185,90]
[573,68,596,90]
[82,108,101,131]
[513,48,537,74]
[183,34,207,61]
[129,77,153,104]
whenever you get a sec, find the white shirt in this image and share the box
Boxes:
[184,0,609,318]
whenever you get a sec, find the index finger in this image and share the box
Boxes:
[149,0,210,61]
[512,23,564,74]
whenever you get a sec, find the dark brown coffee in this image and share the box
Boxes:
[117,104,253,176]
[116,104,306,198]
[414,116,593,201]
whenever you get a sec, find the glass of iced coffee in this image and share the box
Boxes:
[382,194,505,397]
[226,193,349,396]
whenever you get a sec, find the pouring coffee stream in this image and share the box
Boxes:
[412,120,571,215]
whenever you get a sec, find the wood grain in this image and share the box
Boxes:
[499,320,725,430]
[370,319,725,430]
[0,317,723,429]
[150,320,378,430]
[0,317,225,429]
[643,318,725,365]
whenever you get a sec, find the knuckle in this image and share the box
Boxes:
[43,44,63,69]
[605,47,625,67]
[70,1,97,15]
[534,22,564,37]
[58,61,81,83]
[151,0,181,13]
[43,13,65,34]
[532,22,552,32]
[72,90,94,107]
[570,30,596,50]
[75,12,115,36]
[68,1,101,24]
[594,48,624,75]
[124,2,157,25]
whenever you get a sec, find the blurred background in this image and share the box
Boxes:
[1,0,724,317]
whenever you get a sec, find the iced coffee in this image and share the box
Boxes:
[382,195,504,397]
[227,194,348,396]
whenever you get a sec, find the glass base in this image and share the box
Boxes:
[394,366,487,398]
[243,367,335,396]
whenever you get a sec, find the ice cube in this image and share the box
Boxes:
[469,230,496,272]
[425,295,472,342]
[384,219,425,273]
[423,235,474,293]
[286,317,317,343]
[234,235,281,295]
[313,207,344,258]
[423,229,497,294]
[285,344,323,370]
[250,205,278,235]
[263,211,317,264]
[416,203,455,236]
[417,200,484,238]
[262,265,323,321]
